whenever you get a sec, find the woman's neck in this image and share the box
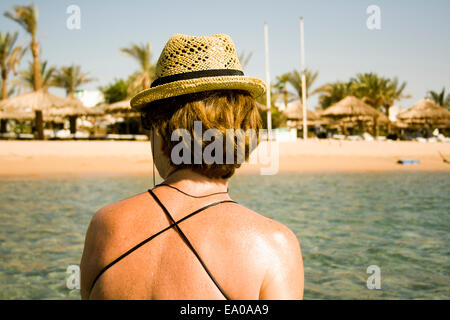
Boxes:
[163,168,229,195]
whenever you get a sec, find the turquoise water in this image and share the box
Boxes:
[0,172,449,299]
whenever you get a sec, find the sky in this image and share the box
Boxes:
[0,0,449,110]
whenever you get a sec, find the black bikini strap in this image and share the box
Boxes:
[148,189,232,300]
[89,194,236,295]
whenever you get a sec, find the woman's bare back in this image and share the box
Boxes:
[80,185,303,300]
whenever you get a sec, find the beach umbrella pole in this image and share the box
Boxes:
[0,119,7,133]
[34,110,44,140]
[264,23,272,140]
[69,116,77,135]
[300,17,308,140]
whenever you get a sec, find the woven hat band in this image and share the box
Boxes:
[151,69,244,88]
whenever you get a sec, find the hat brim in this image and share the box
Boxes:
[130,76,266,111]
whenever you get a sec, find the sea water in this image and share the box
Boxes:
[0,172,448,299]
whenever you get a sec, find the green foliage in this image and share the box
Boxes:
[275,69,325,102]
[4,4,38,36]
[5,4,41,90]
[21,60,55,90]
[120,42,155,96]
[350,73,408,112]
[0,31,25,98]
[52,64,95,97]
[318,73,409,114]
[99,78,130,104]
[319,81,354,109]
[256,84,288,129]
[0,31,24,74]
[426,87,450,110]
[0,78,14,99]
[258,107,287,129]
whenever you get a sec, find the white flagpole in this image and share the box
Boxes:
[264,23,272,140]
[300,17,308,140]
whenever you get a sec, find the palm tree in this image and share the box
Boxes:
[52,64,95,97]
[382,77,409,130]
[0,31,25,99]
[274,73,296,109]
[283,69,324,101]
[351,73,388,110]
[319,81,355,109]
[351,73,409,133]
[21,60,56,91]
[255,85,287,129]
[0,78,15,99]
[120,42,155,95]
[427,87,450,110]
[99,78,130,104]
[5,4,41,91]
[256,84,280,108]
[276,69,325,123]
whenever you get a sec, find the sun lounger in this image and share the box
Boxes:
[0,132,17,139]
[18,133,34,140]
[437,134,450,142]
[55,129,73,139]
[134,135,149,141]
[74,131,90,139]
[347,135,362,141]
[106,134,135,140]
[119,134,134,140]
[362,133,374,141]
[105,134,120,140]
[44,129,55,139]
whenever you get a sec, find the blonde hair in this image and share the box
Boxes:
[141,90,262,179]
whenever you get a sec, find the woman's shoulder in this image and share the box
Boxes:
[89,192,156,232]
[213,203,300,256]
[88,192,300,257]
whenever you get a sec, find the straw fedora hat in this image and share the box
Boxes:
[130,34,266,110]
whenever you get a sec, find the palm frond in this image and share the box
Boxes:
[120,42,155,94]
[52,64,95,96]
[4,4,38,36]
[21,60,56,90]
[238,51,253,70]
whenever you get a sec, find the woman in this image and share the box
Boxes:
[80,34,304,300]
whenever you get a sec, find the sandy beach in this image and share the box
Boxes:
[0,139,449,179]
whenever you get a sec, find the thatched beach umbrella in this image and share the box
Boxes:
[0,90,87,139]
[397,99,450,126]
[322,96,385,118]
[0,110,34,134]
[0,110,35,121]
[322,96,387,135]
[47,101,94,134]
[103,99,131,113]
[102,100,140,134]
[284,102,318,121]
[0,109,62,134]
[313,108,333,126]
[283,102,320,129]
[85,105,105,116]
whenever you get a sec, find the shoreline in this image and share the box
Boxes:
[1,140,449,179]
